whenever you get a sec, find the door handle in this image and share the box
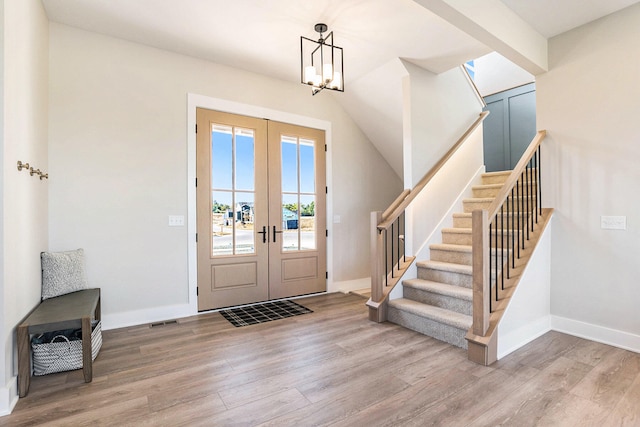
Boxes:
[273,225,283,242]
[257,226,268,244]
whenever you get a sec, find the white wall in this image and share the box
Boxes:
[338,58,408,179]
[402,62,483,188]
[0,0,5,415]
[537,3,640,350]
[48,24,401,327]
[400,62,483,257]
[1,0,49,415]
[473,52,534,97]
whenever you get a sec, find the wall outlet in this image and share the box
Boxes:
[601,215,626,230]
[168,215,185,227]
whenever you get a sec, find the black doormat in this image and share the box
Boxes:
[219,300,313,327]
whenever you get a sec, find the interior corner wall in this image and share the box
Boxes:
[1,0,49,415]
[473,52,534,97]
[401,61,483,188]
[48,24,400,325]
[537,3,640,347]
[0,0,5,415]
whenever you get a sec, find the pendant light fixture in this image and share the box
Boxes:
[300,23,344,95]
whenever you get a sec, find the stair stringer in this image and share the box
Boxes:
[389,165,486,303]
[496,213,553,358]
[466,208,554,364]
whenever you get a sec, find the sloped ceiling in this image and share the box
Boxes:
[42,0,639,179]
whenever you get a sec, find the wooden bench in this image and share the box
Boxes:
[17,288,101,397]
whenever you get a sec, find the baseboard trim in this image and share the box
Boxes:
[498,316,552,359]
[551,315,640,354]
[0,376,18,417]
[333,277,370,294]
[101,303,193,331]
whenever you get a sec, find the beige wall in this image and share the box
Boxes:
[48,24,401,326]
[537,3,640,342]
[473,52,534,97]
[402,62,483,188]
[1,0,49,414]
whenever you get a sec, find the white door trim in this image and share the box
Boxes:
[187,93,333,314]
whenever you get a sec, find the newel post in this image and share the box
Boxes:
[472,209,489,336]
[368,211,386,322]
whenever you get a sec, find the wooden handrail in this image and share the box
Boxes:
[486,130,546,219]
[382,189,410,221]
[460,64,487,108]
[378,111,489,231]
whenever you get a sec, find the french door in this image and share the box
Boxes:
[196,109,326,311]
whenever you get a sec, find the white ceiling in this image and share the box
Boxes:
[500,0,640,38]
[41,0,640,179]
[41,0,640,84]
[41,0,488,87]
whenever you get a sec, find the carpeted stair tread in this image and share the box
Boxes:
[482,170,511,177]
[442,227,471,234]
[429,243,472,253]
[472,183,503,190]
[403,278,472,301]
[417,260,472,275]
[388,298,472,330]
[463,197,495,203]
[452,213,471,219]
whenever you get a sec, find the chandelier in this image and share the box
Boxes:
[300,23,344,95]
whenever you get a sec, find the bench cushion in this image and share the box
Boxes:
[41,249,89,300]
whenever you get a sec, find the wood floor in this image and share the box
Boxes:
[2,293,640,426]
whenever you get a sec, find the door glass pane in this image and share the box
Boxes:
[280,134,318,252]
[281,136,298,193]
[210,124,256,257]
[235,128,255,191]
[281,193,299,251]
[235,192,255,254]
[212,191,233,256]
[211,125,232,190]
[299,194,316,250]
[299,138,315,193]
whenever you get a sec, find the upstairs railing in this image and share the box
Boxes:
[471,130,547,340]
[367,111,489,322]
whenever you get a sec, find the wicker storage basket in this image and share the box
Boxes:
[31,320,102,376]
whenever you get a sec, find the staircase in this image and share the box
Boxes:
[387,170,511,349]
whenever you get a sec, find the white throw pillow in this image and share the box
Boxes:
[41,248,89,300]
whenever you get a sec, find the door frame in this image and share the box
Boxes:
[187,93,334,313]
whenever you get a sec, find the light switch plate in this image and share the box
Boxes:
[601,215,626,230]
[168,215,185,227]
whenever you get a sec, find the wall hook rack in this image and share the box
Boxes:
[17,160,48,180]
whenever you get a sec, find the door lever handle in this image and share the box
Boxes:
[273,225,283,243]
[257,226,268,244]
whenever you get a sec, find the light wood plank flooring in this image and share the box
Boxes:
[2,293,640,426]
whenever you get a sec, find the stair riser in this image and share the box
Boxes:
[482,172,538,186]
[430,249,510,266]
[441,232,523,247]
[403,288,472,315]
[464,197,537,213]
[387,306,468,349]
[473,187,501,198]
[481,175,510,185]
[418,267,472,288]
[453,216,472,228]
[441,232,472,246]
[430,249,472,265]
[453,213,544,228]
